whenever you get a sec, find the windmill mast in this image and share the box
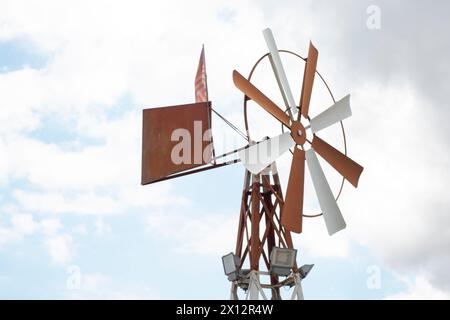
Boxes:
[230,164,300,300]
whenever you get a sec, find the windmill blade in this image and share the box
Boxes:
[299,42,318,119]
[262,28,297,116]
[281,147,305,233]
[306,149,346,236]
[310,94,351,133]
[233,70,291,128]
[311,135,363,188]
[238,132,295,174]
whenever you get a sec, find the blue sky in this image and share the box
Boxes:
[1,0,450,300]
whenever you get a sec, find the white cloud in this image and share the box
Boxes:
[0,227,22,247]
[2,111,189,216]
[71,224,88,235]
[45,234,74,264]
[81,273,109,292]
[0,68,42,135]
[0,212,73,266]
[67,272,158,299]
[296,218,351,259]
[40,218,63,236]
[337,82,450,291]
[145,211,237,256]
[13,190,121,215]
[0,212,40,246]
[385,276,450,300]
[94,218,111,235]
[11,213,38,235]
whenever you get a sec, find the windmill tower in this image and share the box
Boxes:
[141,28,363,300]
[229,164,301,300]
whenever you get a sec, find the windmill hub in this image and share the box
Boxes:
[290,121,307,145]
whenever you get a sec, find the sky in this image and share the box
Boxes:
[1,0,450,299]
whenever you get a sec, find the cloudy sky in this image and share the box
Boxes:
[1,0,450,299]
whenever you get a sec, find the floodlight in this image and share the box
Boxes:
[270,247,297,276]
[299,264,314,279]
[222,253,241,281]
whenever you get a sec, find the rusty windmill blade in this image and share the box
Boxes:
[299,42,318,119]
[311,135,364,188]
[281,147,305,234]
[233,70,291,128]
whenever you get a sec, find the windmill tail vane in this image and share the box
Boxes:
[141,28,364,300]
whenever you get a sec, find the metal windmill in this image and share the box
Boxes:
[141,28,363,300]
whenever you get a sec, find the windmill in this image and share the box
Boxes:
[141,28,363,300]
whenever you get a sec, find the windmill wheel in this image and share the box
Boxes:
[234,29,364,236]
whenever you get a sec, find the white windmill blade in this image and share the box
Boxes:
[238,132,295,174]
[305,149,346,236]
[309,94,351,134]
[263,28,297,116]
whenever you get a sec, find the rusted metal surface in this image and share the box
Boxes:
[299,42,318,118]
[234,167,295,298]
[233,70,290,128]
[141,101,214,185]
[235,170,251,257]
[262,176,280,299]
[281,148,305,234]
[142,160,239,185]
[312,135,363,188]
[290,121,306,145]
[250,175,260,271]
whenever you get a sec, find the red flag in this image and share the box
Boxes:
[195,45,208,102]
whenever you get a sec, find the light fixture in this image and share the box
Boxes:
[299,264,314,279]
[269,247,297,276]
[222,252,241,281]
